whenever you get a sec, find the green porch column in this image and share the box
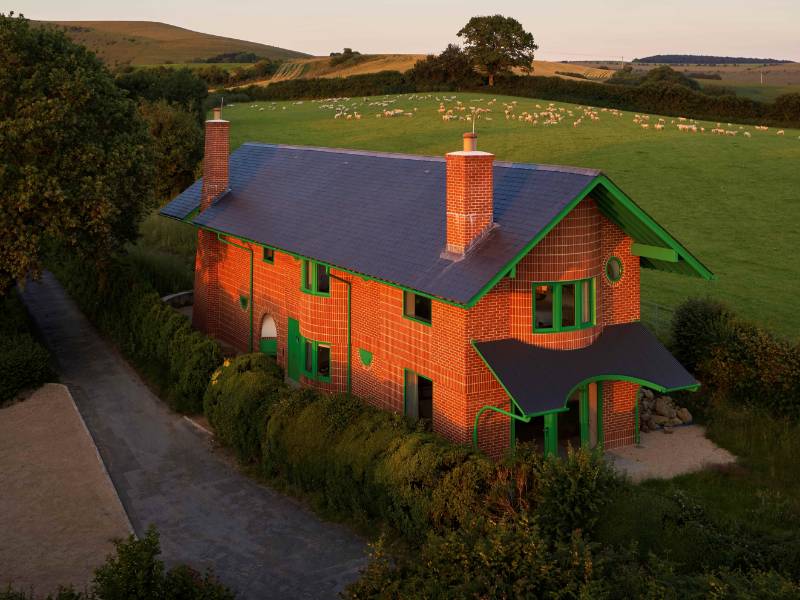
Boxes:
[579,386,589,448]
[543,412,558,457]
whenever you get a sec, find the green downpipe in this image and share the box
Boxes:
[473,405,531,450]
[329,273,352,396]
[216,233,254,352]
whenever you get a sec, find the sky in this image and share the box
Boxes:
[7,0,800,61]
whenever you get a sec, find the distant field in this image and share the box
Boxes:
[38,20,308,66]
[213,93,799,337]
[700,81,800,102]
[139,62,253,71]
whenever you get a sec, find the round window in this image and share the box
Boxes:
[605,257,623,283]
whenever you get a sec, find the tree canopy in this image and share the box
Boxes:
[457,15,538,86]
[0,14,155,292]
[409,44,481,89]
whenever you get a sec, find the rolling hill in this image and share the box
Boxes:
[37,21,308,66]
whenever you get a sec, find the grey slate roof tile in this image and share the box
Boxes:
[160,143,600,305]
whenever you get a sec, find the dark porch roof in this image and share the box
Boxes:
[472,323,699,416]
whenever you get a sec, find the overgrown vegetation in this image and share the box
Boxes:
[672,297,800,420]
[329,47,364,67]
[0,290,53,404]
[50,254,221,413]
[1,527,233,599]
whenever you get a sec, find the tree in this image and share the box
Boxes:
[409,44,481,89]
[0,14,155,293]
[138,100,203,202]
[457,15,538,86]
[115,66,208,123]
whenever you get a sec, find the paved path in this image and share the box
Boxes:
[21,273,367,599]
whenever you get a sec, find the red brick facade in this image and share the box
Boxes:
[191,125,643,457]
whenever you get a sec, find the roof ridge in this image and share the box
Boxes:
[239,142,601,175]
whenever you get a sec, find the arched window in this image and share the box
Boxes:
[259,314,277,355]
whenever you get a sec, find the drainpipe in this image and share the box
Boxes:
[329,273,352,395]
[215,233,254,352]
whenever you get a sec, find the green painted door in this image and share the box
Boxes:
[287,317,301,382]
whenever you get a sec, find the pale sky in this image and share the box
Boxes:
[7,0,800,61]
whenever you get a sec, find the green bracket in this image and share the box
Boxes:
[631,243,679,263]
[358,348,373,367]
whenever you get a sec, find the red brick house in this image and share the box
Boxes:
[161,109,713,457]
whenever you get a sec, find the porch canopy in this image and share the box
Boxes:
[472,323,698,416]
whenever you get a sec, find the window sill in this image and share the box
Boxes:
[403,313,432,327]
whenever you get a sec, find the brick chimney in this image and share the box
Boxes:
[444,133,495,258]
[200,107,230,211]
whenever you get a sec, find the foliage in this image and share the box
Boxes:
[116,66,208,123]
[408,44,481,90]
[235,71,415,102]
[0,290,53,403]
[138,100,203,202]
[0,13,155,293]
[123,245,194,296]
[634,54,792,65]
[672,297,800,420]
[457,15,538,86]
[203,354,283,463]
[609,65,701,90]
[329,48,363,67]
[348,518,595,599]
[194,52,263,64]
[51,254,221,413]
[92,526,234,599]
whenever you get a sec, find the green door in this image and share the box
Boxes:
[287,317,301,382]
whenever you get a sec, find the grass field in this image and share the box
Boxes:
[38,20,307,66]
[211,92,800,338]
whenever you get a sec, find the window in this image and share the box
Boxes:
[605,256,623,283]
[532,278,595,332]
[404,370,433,422]
[262,247,275,263]
[403,291,432,325]
[301,260,330,296]
[302,339,331,382]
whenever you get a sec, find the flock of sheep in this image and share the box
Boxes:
[233,93,797,141]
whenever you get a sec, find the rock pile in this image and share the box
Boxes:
[639,388,692,433]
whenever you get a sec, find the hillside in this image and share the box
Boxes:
[38,21,308,66]
[227,56,613,89]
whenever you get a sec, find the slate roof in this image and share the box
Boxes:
[161,143,600,305]
[473,323,699,415]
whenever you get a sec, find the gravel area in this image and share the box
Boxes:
[606,425,736,482]
[0,384,132,597]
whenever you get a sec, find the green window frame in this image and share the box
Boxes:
[301,338,331,382]
[402,290,432,326]
[262,246,275,264]
[301,260,330,296]
[533,278,595,333]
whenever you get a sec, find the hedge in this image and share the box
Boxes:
[50,256,222,413]
[671,297,800,420]
[0,290,54,403]
[217,70,800,129]
[204,354,617,543]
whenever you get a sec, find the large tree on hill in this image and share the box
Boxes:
[0,13,155,293]
[458,15,538,86]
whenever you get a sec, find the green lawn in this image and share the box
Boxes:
[213,92,800,338]
[701,80,800,102]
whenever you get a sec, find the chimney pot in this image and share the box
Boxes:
[212,107,222,120]
[463,132,477,152]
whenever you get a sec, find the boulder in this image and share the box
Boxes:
[677,407,693,424]
[655,396,676,418]
[668,417,683,427]
[642,388,655,401]
[651,414,670,426]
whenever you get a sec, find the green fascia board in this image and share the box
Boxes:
[631,243,679,263]
[183,172,712,311]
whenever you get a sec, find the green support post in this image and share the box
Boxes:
[543,413,558,457]
[579,386,590,448]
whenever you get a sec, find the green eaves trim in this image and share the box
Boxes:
[631,243,678,263]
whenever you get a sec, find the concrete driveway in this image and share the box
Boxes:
[21,273,367,599]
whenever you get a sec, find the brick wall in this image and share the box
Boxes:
[192,196,641,457]
[445,151,494,255]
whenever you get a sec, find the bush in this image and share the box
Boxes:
[51,255,221,413]
[0,290,53,403]
[228,71,415,102]
[671,297,800,420]
[203,354,283,463]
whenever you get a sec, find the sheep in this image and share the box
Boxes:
[743,131,751,138]
[777,130,785,136]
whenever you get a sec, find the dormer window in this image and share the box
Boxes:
[301,260,330,296]
[533,278,595,332]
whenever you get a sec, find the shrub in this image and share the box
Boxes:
[203,354,283,463]
[0,290,53,403]
[50,255,222,413]
[671,296,735,374]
